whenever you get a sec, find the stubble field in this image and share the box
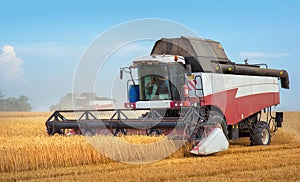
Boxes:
[0,112,300,181]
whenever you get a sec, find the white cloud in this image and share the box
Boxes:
[0,45,26,83]
[240,52,289,59]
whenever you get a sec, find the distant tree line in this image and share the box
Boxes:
[0,92,32,111]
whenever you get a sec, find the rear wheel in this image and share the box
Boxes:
[250,121,271,145]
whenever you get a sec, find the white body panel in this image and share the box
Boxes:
[136,100,172,109]
[190,73,279,98]
[133,55,185,65]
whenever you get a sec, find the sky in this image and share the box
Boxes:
[0,0,299,111]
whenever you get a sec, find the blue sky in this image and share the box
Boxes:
[0,0,299,111]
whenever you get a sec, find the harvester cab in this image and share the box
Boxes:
[122,54,188,110]
[46,36,289,156]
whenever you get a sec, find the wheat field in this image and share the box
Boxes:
[0,112,300,181]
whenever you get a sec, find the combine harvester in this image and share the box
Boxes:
[46,37,289,155]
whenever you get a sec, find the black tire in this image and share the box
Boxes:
[250,121,271,145]
[207,111,228,138]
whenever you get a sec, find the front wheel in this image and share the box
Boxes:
[207,111,228,138]
[250,121,271,145]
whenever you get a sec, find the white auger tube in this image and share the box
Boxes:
[190,127,229,155]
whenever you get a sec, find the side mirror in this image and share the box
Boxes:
[186,64,192,76]
[120,69,123,80]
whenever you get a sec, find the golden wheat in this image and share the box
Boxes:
[0,112,300,181]
[0,112,187,172]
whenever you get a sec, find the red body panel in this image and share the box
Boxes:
[191,89,280,125]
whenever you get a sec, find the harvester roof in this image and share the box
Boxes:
[151,36,231,72]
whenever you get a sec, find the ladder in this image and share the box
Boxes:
[194,75,205,107]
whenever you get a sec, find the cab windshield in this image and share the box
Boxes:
[138,63,184,101]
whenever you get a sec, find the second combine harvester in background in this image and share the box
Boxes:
[46,36,290,155]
